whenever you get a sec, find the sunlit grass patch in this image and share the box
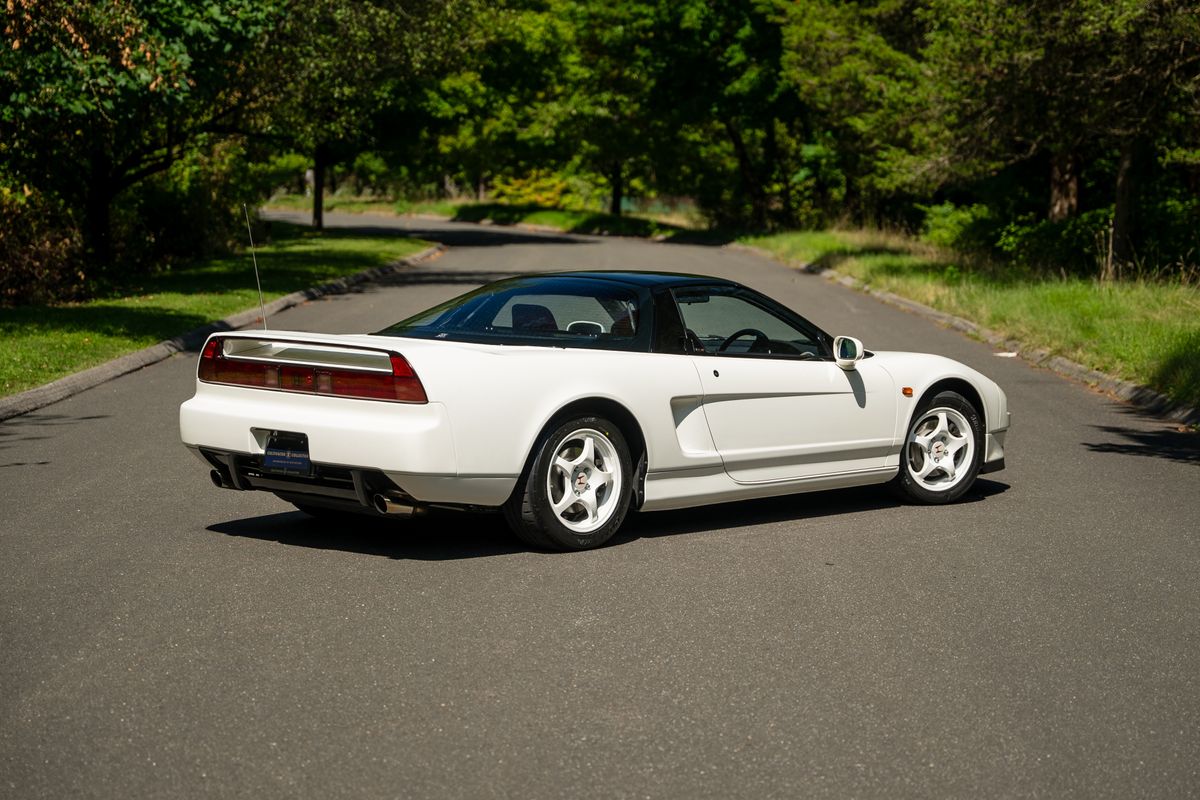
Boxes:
[743,229,1200,409]
[0,223,430,397]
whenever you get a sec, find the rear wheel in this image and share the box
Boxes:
[894,390,982,504]
[503,415,633,551]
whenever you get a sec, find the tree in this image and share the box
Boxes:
[920,0,1200,270]
[415,2,574,200]
[1,0,286,266]
[265,0,479,228]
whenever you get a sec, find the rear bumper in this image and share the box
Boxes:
[180,384,518,507]
[180,383,457,475]
[192,445,403,512]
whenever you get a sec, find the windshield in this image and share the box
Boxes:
[373,276,643,348]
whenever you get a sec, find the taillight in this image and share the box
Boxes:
[197,336,427,403]
[387,355,427,402]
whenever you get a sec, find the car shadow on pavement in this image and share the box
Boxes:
[208,509,523,560]
[1083,422,1199,466]
[615,480,1009,544]
[208,480,1009,559]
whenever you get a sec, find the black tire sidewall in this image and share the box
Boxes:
[897,391,983,504]
[527,415,632,550]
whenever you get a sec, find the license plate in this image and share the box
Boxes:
[263,431,312,476]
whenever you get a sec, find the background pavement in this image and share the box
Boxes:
[2,213,1197,798]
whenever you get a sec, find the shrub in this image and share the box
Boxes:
[0,184,85,305]
[112,139,261,275]
[254,152,310,196]
[351,152,392,195]
[918,202,997,251]
[995,209,1112,275]
[492,170,572,207]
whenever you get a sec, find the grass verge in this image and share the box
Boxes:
[0,223,430,398]
[742,229,1200,410]
[263,195,718,240]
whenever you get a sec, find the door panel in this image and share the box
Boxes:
[694,357,896,483]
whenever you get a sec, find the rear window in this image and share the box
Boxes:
[375,276,641,347]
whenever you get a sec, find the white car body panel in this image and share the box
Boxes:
[691,356,897,483]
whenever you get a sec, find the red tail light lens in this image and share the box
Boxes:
[198,337,278,387]
[197,337,427,403]
[386,355,427,402]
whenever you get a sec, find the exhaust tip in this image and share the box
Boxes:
[210,469,225,489]
[373,493,421,517]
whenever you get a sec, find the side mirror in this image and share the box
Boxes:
[833,335,865,370]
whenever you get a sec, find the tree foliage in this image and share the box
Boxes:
[1,0,287,265]
[3,0,1199,302]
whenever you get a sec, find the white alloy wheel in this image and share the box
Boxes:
[905,406,976,493]
[544,428,623,534]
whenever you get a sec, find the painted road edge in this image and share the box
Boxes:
[0,244,446,423]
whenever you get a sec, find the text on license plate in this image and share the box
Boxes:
[263,431,311,476]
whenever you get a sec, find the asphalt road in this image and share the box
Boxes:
[2,212,1197,799]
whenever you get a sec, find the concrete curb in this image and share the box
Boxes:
[0,243,446,423]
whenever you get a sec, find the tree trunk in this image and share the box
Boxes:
[725,120,767,229]
[312,143,329,230]
[609,161,623,217]
[1110,141,1136,276]
[84,184,114,271]
[1048,151,1079,222]
[84,149,114,270]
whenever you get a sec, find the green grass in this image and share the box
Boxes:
[0,223,430,397]
[264,194,715,239]
[394,198,467,217]
[742,229,1200,410]
[263,194,406,215]
[450,203,665,236]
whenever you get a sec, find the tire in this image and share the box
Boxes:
[893,390,983,504]
[503,415,633,551]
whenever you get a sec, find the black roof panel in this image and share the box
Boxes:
[537,270,737,289]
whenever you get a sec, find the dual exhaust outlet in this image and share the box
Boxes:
[209,468,420,517]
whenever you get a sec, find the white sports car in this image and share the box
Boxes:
[180,271,1009,550]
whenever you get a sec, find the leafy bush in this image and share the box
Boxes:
[995,209,1112,275]
[918,202,997,251]
[112,141,264,277]
[0,184,85,305]
[492,170,573,207]
[786,141,847,229]
[254,153,310,196]
[351,152,392,195]
[1132,197,1200,277]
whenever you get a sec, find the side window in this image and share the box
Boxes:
[673,287,822,358]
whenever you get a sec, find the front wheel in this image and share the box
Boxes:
[893,391,983,504]
[503,415,633,551]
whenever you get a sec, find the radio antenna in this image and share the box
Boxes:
[243,204,267,330]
